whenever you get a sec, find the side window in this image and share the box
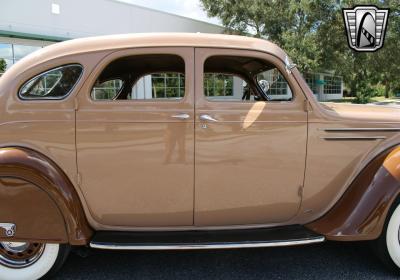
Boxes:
[256,69,292,101]
[91,54,185,101]
[204,73,257,101]
[92,79,123,100]
[19,64,82,100]
[203,56,293,102]
[131,73,185,100]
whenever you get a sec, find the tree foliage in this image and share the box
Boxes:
[0,58,6,73]
[200,0,400,101]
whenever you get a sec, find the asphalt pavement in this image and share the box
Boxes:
[54,241,400,279]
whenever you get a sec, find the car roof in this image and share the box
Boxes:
[45,33,285,57]
[1,33,288,85]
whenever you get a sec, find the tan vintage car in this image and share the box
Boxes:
[0,33,399,279]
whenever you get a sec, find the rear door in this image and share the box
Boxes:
[194,48,307,226]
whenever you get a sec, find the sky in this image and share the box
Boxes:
[117,0,220,25]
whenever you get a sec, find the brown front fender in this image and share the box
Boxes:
[306,145,400,241]
[0,147,92,245]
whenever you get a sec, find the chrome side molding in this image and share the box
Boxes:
[322,128,400,132]
[321,136,387,141]
[0,223,16,237]
[90,236,325,251]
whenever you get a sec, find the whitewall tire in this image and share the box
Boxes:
[386,203,400,268]
[0,243,70,280]
[373,199,400,273]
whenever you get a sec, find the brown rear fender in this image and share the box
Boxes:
[306,145,400,241]
[0,147,92,245]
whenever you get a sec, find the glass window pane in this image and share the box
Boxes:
[204,73,250,101]
[256,69,292,101]
[91,79,123,100]
[304,73,317,94]
[19,64,83,99]
[1,59,13,70]
[91,54,185,101]
[0,44,13,60]
[324,75,342,95]
[204,56,292,102]
[0,44,13,70]
[130,72,184,100]
[13,45,41,61]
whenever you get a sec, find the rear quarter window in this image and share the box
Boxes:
[19,64,83,100]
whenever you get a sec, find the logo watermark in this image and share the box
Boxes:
[342,5,389,52]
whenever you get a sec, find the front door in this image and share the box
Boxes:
[194,48,307,226]
[76,48,195,227]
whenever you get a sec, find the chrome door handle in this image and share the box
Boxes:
[171,113,190,120]
[199,114,218,122]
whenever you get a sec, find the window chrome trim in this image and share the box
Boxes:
[18,64,83,101]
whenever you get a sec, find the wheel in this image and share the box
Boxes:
[373,198,400,273]
[0,242,70,280]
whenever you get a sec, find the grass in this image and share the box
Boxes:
[322,96,399,104]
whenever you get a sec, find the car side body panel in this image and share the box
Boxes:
[306,145,400,240]
[0,177,68,243]
[0,34,398,244]
[0,147,92,245]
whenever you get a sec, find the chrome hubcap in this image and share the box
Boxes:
[398,226,400,245]
[2,242,30,253]
[0,242,45,268]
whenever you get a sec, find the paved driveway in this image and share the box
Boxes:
[55,242,399,279]
[372,100,400,107]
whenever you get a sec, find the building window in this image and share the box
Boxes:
[0,43,42,70]
[269,75,289,96]
[0,43,13,71]
[324,75,342,95]
[13,45,41,63]
[304,73,318,94]
[256,69,292,99]
[51,3,61,14]
[92,79,124,100]
[204,73,234,97]
[151,73,185,99]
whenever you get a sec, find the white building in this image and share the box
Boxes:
[0,0,223,68]
[0,0,342,100]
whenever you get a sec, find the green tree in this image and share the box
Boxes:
[201,0,339,72]
[317,0,400,101]
[0,58,6,73]
[201,0,400,102]
[368,1,400,98]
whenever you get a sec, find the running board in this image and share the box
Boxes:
[90,225,325,250]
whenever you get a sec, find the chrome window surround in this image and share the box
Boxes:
[18,64,83,100]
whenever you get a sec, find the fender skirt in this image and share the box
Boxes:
[0,147,92,245]
[306,146,400,241]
